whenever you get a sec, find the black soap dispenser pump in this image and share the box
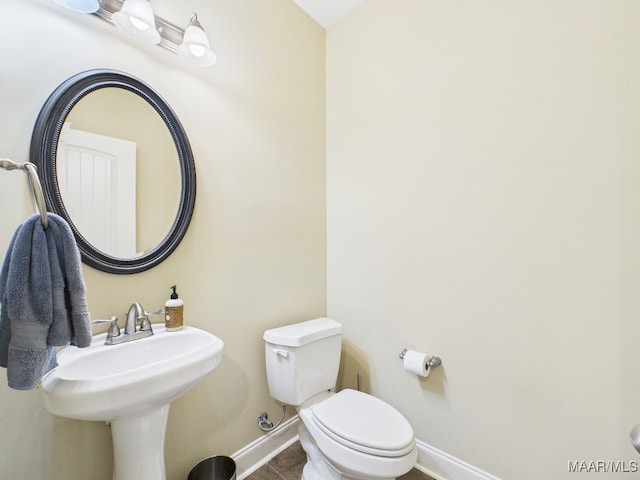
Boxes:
[164,285,184,331]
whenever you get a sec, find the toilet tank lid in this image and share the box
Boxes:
[264,318,342,347]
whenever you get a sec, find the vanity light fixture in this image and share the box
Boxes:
[53,0,217,67]
[177,14,217,67]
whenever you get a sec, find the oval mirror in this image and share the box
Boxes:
[30,69,196,274]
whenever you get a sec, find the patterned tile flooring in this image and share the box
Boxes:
[245,441,434,480]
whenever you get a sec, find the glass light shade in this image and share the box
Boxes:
[177,14,217,67]
[54,0,99,13]
[111,0,161,45]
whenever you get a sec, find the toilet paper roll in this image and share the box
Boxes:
[402,349,431,378]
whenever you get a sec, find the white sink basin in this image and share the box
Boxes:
[41,324,223,421]
[40,324,224,480]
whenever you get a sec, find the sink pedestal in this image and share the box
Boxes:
[111,405,170,480]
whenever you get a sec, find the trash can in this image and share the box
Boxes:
[188,456,236,480]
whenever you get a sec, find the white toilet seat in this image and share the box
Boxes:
[310,389,415,457]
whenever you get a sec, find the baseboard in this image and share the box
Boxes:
[233,415,301,480]
[415,440,502,480]
[232,416,501,480]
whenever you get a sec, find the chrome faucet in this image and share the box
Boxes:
[125,302,145,334]
[105,302,154,345]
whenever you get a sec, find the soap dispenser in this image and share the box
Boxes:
[165,285,184,331]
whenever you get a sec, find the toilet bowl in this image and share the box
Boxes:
[298,389,417,480]
[263,318,417,480]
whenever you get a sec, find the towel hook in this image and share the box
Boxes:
[0,158,48,229]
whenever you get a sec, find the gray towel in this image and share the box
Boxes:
[0,213,91,390]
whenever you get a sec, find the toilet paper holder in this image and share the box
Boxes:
[399,348,442,368]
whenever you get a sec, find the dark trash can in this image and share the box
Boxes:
[188,456,236,480]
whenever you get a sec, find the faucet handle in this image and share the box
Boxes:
[106,316,121,339]
[91,316,121,340]
[91,315,118,326]
[139,315,153,332]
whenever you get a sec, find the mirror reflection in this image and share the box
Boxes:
[56,88,180,258]
[31,69,197,274]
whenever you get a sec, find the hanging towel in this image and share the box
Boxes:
[0,213,91,390]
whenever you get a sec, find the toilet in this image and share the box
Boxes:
[263,318,417,480]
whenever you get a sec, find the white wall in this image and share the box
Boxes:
[0,1,325,479]
[327,1,640,479]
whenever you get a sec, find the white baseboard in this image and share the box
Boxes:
[232,416,501,480]
[233,415,301,480]
[415,440,502,480]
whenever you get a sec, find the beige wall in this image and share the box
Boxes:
[327,0,640,479]
[5,0,640,479]
[0,1,325,479]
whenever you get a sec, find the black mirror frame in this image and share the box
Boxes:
[30,69,196,274]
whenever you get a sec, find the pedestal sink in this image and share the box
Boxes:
[40,324,224,480]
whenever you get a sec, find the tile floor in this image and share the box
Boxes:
[245,441,434,480]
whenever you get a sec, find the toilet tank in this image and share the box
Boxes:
[263,318,342,406]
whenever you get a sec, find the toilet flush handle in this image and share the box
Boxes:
[272,348,289,358]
